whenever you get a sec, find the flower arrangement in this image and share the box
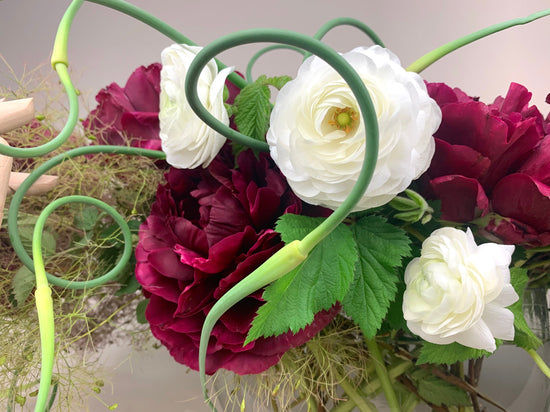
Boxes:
[2,1,550,411]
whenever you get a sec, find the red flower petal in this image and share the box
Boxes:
[431,175,489,222]
[492,173,550,233]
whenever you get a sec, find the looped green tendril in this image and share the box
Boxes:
[185,29,380,410]
[32,195,134,411]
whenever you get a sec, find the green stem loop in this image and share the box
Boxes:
[187,28,379,410]
[32,195,132,411]
[8,145,165,289]
[84,0,247,89]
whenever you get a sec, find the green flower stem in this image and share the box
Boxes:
[0,63,78,158]
[7,145,165,289]
[186,28,378,255]
[527,348,550,379]
[338,378,376,412]
[313,17,385,46]
[31,195,140,412]
[187,29,379,409]
[407,9,550,73]
[245,45,306,82]
[84,0,247,89]
[330,359,413,412]
[199,240,308,411]
[364,338,401,412]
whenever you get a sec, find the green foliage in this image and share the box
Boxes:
[413,373,470,407]
[136,299,149,324]
[509,267,543,350]
[417,341,492,365]
[74,206,99,231]
[9,266,35,307]
[245,215,356,343]
[342,216,411,338]
[233,75,291,142]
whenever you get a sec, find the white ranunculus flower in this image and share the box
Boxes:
[403,227,518,352]
[266,45,441,211]
[159,44,233,169]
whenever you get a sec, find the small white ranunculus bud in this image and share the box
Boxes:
[403,227,518,352]
[159,44,232,169]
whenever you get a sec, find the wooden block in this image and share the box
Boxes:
[0,137,13,222]
[8,172,58,196]
[0,98,35,134]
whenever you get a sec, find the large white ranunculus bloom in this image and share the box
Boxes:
[403,227,518,352]
[266,45,441,211]
[159,44,232,169]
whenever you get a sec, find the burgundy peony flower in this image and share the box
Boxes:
[421,82,550,246]
[135,148,337,375]
[83,63,163,150]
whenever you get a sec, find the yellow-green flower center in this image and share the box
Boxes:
[328,107,358,134]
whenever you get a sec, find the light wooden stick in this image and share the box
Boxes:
[8,172,58,196]
[0,98,35,134]
[0,98,59,224]
[0,137,12,222]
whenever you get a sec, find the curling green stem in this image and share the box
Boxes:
[364,338,401,412]
[313,17,385,46]
[407,9,550,73]
[32,195,137,412]
[0,63,78,158]
[245,45,306,82]
[189,29,379,410]
[527,348,550,379]
[84,0,247,89]
[7,145,165,289]
[186,28,378,255]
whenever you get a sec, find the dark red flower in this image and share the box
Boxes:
[135,148,336,375]
[421,82,550,246]
[83,63,162,150]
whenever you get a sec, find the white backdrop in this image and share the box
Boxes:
[1,0,550,107]
[1,1,550,411]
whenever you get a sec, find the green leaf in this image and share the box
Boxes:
[509,267,542,350]
[233,75,292,143]
[74,206,99,231]
[246,215,357,342]
[416,376,471,407]
[342,216,411,338]
[10,266,36,307]
[417,341,493,365]
[136,299,149,324]
[233,75,272,141]
[265,75,292,90]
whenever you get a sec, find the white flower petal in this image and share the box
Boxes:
[455,320,497,352]
[159,44,231,169]
[482,303,516,341]
[403,227,516,352]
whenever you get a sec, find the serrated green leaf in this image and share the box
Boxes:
[10,266,36,307]
[342,216,411,338]
[265,75,292,90]
[382,275,408,332]
[416,376,470,407]
[417,341,492,365]
[74,206,99,231]
[509,267,542,350]
[234,75,272,141]
[136,299,149,324]
[246,215,357,342]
